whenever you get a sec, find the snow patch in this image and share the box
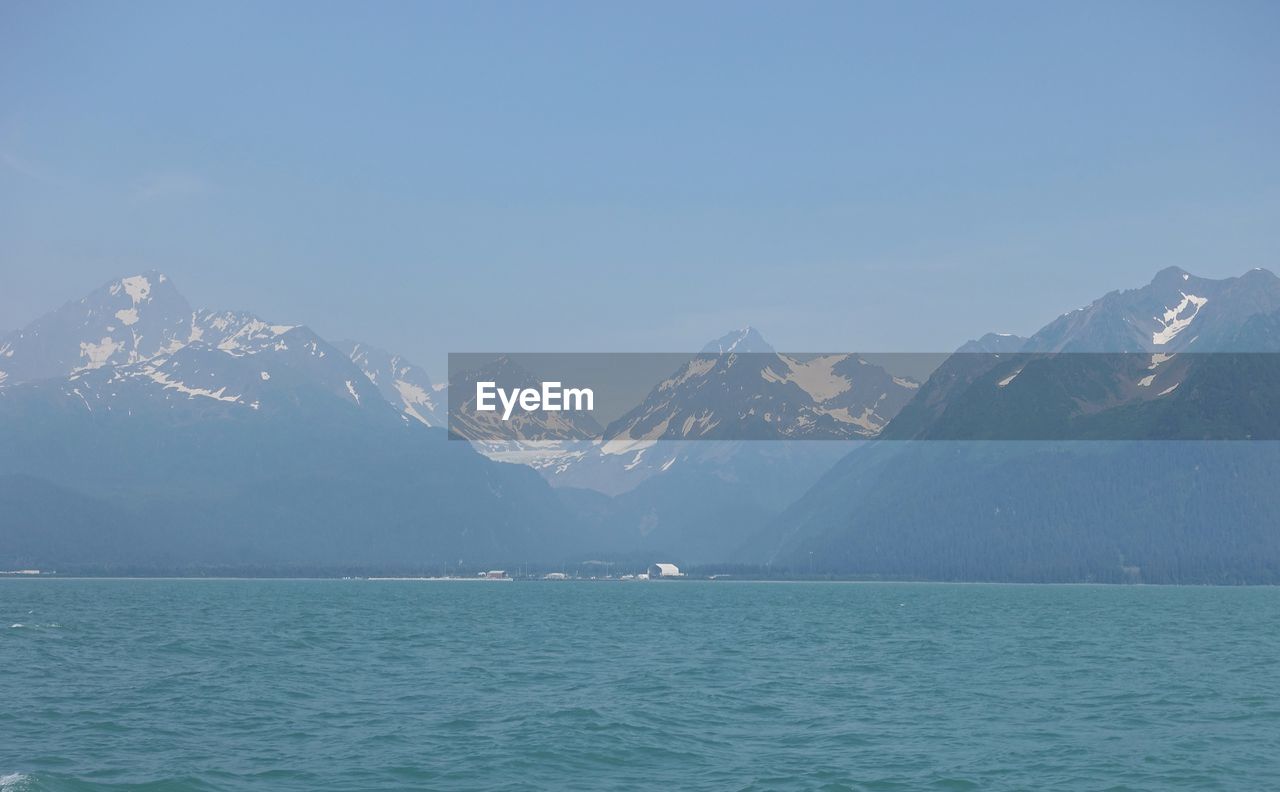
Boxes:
[145,370,240,402]
[394,379,431,407]
[1158,382,1179,396]
[1138,374,1156,387]
[345,380,361,404]
[121,275,152,304]
[79,337,122,368]
[115,308,139,326]
[824,406,882,432]
[1152,293,1207,346]
[761,355,852,402]
[599,437,655,457]
[259,371,270,381]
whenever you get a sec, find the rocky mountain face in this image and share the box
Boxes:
[339,340,444,427]
[1023,266,1280,353]
[601,351,918,443]
[883,267,1280,441]
[0,273,585,570]
[0,272,193,386]
[750,267,1280,582]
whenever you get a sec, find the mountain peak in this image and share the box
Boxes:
[1,271,193,385]
[1151,265,1192,284]
[700,327,775,354]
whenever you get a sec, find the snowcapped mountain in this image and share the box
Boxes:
[0,275,391,420]
[882,267,1280,440]
[3,325,390,422]
[0,272,587,570]
[338,340,444,426]
[450,330,922,505]
[0,271,192,386]
[1023,266,1280,353]
[752,267,1280,581]
[603,351,918,442]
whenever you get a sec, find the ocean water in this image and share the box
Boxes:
[2,580,1279,791]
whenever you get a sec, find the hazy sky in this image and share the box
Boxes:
[2,1,1277,378]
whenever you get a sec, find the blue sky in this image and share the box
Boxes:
[2,1,1277,377]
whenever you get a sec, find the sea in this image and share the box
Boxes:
[3,579,1279,791]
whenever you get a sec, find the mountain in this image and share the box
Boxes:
[751,267,1280,582]
[468,332,920,496]
[882,268,1280,441]
[0,273,588,570]
[603,352,918,443]
[0,271,192,386]
[518,331,913,562]
[1023,266,1280,353]
[339,340,444,426]
[561,440,852,563]
[956,332,1029,354]
[700,326,775,354]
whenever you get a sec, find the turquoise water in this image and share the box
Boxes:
[3,581,1279,791]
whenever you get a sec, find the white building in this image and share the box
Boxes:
[648,563,683,578]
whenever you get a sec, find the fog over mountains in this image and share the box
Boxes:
[2,267,1279,580]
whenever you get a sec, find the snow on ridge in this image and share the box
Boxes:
[120,275,152,304]
[79,337,123,369]
[145,368,240,403]
[760,354,852,403]
[214,318,298,355]
[392,378,437,426]
[1152,293,1208,346]
[599,437,655,456]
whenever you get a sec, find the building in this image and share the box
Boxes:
[648,563,683,578]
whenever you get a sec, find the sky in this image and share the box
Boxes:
[2,1,1278,379]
